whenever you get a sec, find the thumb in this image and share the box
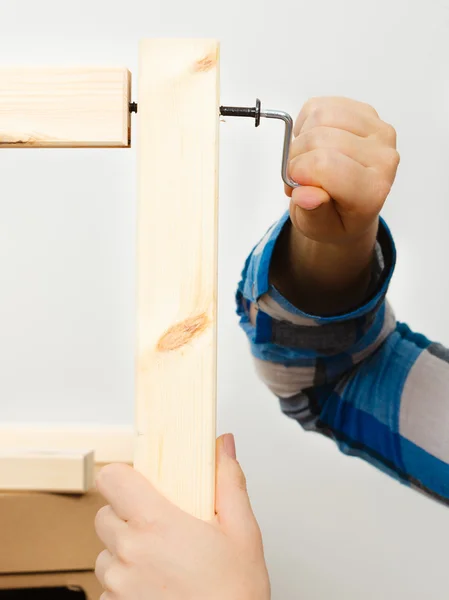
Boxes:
[290,186,343,242]
[215,434,258,541]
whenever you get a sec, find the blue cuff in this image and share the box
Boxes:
[237,211,291,303]
[237,212,396,326]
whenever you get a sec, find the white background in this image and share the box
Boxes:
[1,0,449,598]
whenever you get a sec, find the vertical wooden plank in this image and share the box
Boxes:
[135,39,220,519]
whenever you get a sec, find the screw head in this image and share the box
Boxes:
[255,98,261,127]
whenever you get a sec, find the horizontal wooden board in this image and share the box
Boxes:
[0,448,94,493]
[0,67,131,147]
[0,424,133,464]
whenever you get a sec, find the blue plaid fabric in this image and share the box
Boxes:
[237,213,449,504]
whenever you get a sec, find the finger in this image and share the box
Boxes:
[284,182,293,198]
[289,148,389,213]
[96,463,173,523]
[301,106,382,139]
[290,127,396,169]
[95,505,127,554]
[95,549,114,589]
[291,186,330,211]
[215,435,260,546]
[294,97,379,137]
[101,561,129,597]
[285,131,398,199]
[289,193,345,242]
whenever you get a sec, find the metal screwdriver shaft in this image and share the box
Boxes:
[219,98,299,188]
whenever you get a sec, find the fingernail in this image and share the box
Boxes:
[223,433,236,460]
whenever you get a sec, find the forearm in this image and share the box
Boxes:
[270,217,379,315]
[239,214,449,507]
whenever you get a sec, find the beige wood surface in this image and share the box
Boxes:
[0,448,94,493]
[0,424,133,464]
[135,39,220,519]
[0,67,131,147]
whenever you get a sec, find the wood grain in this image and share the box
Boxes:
[0,448,94,493]
[0,67,131,147]
[135,39,220,519]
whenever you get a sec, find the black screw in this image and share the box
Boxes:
[129,102,138,113]
[219,98,261,127]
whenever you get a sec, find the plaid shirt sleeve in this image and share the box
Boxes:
[237,212,449,504]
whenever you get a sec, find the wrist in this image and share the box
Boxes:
[270,219,379,315]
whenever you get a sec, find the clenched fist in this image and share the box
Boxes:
[286,96,399,244]
[271,97,399,315]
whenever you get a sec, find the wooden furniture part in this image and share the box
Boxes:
[0,424,134,465]
[135,39,220,520]
[0,67,131,147]
[0,449,94,493]
[0,37,220,520]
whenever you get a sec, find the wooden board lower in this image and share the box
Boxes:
[0,67,131,147]
[0,449,94,493]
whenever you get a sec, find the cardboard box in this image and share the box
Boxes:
[0,490,106,574]
[0,570,102,599]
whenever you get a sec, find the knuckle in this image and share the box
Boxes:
[94,505,110,531]
[303,96,320,112]
[95,463,117,491]
[95,549,111,583]
[309,105,327,126]
[127,505,162,532]
[95,549,107,573]
[94,559,100,579]
[115,533,135,564]
[303,128,325,151]
[364,101,379,117]
[381,122,397,145]
[311,148,332,174]
[382,147,400,172]
[129,515,155,533]
[103,564,124,594]
[289,155,302,179]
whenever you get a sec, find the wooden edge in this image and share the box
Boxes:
[0,449,95,493]
[0,424,133,464]
[0,67,132,148]
[135,39,220,519]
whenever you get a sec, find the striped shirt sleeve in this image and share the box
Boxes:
[237,212,449,504]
